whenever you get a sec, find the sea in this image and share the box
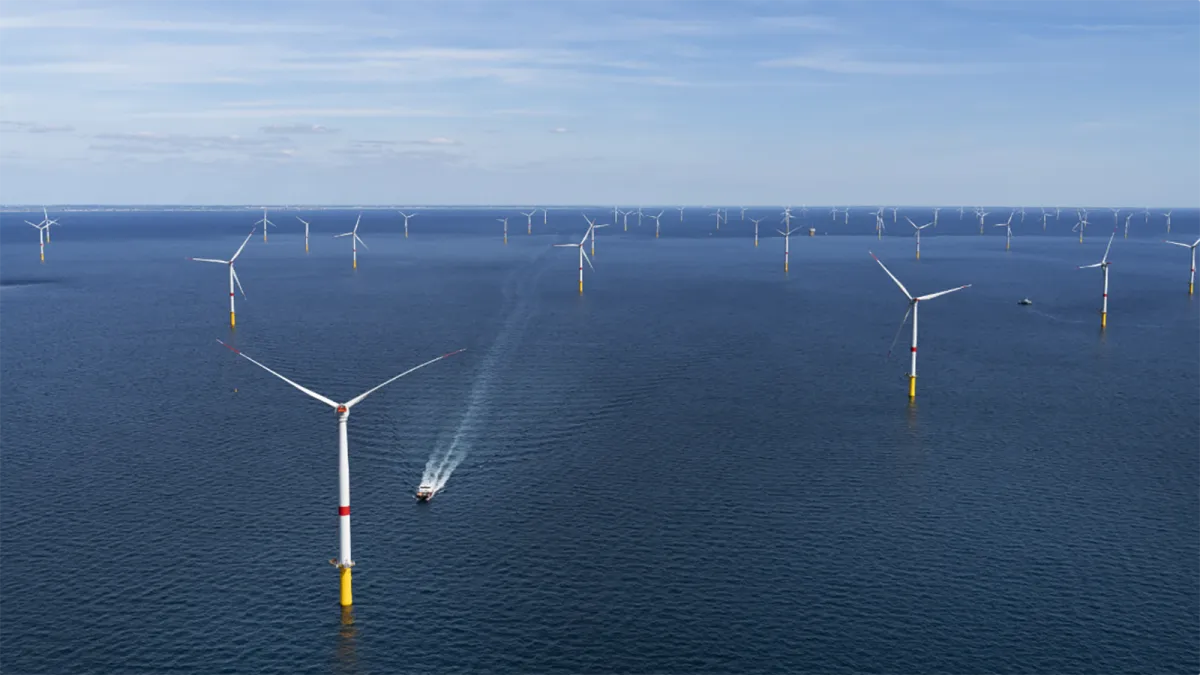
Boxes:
[1,207,1197,674]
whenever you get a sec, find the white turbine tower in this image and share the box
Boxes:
[977,209,990,235]
[750,217,764,247]
[830,207,839,222]
[589,218,610,257]
[216,339,465,609]
[932,207,942,228]
[777,225,801,273]
[296,216,311,253]
[1078,229,1116,329]
[1163,210,1173,234]
[334,214,368,269]
[782,206,794,229]
[994,211,1015,250]
[188,228,255,328]
[844,207,850,225]
[1123,213,1133,239]
[398,212,418,238]
[1164,237,1200,295]
[1110,207,1120,230]
[710,210,722,231]
[1040,209,1052,231]
[905,216,933,259]
[553,218,596,294]
[870,252,971,400]
[890,206,899,224]
[256,208,276,243]
[541,208,548,226]
[30,207,58,244]
[498,217,509,245]
[1019,206,1026,223]
[677,206,686,222]
[647,211,663,238]
[874,209,887,240]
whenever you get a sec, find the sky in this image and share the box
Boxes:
[0,0,1197,206]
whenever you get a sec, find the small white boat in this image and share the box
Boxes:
[415,483,435,502]
[1018,298,1033,306]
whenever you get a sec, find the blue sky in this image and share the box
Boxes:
[1,0,1196,205]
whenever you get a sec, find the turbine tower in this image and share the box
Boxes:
[553,217,597,294]
[256,208,275,243]
[188,228,255,328]
[398,212,418,238]
[296,216,311,253]
[334,214,368,269]
[1164,237,1200,295]
[905,216,933,259]
[1078,229,1116,329]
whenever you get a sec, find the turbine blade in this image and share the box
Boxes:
[296,217,310,226]
[915,284,971,301]
[886,303,914,359]
[582,248,595,272]
[334,232,354,238]
[188,258,228,264]
[552,244,578,248]
[355,234,369,250]
[1101,229,1115,263]
[1078,262,1103,269]
[231,266,247,299]
[869,252,913,300]
[905,216,917,228]
[345,348,467,409]
[230,228,256,262]
[1163,240,1191,248]
[216,340,339,408]
[353,214,362,233]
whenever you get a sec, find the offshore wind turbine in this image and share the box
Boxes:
[589,219,609,257]
[30,207,58,244]
[890,207,898,223]
[1163,210,1173,234]
[1041,210,1052,231]
[710,210,722,231]
[216,339,465,608]
[397,212,418,238]
[1164,236,1200,295]
[647,211,663,238]
[637,207,643,227]
[1073,211,1090,244]
[498,217,509,244]
[782,206,794,229]
[932,207,942,228]
[256,208,276,243]
[750,217,763,247]
[830,207,839,222]
[1123,213,1133,239]
[541,208,548,226]
[188,228,254,328]
[1110,207,1120,230]
[994,211,1015,250]
[1019,206,1026,223]
[740,206,747,222]
[521,210,536,235]
[870,252,971,400]
[976,209,989,235]
[874,209,886,240]
[677,206,686,222]
[905,216,933,259]
[777,225,800,273]
[296,216,311,253]
[334,214,367,269]
[25,220,49,262]
[844,207,850,225]
[553,218,596,294]
[1078,229,1116,329]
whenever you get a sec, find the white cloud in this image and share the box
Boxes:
[760,53,1004,76]
[1,120,74,133]
[550,127,568,133]
[260,124,338,134]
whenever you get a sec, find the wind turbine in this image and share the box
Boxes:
[1163,210,1173,234]
[216,339,465,608]
[777,225,800,273]
[750,217,763,247]
[874,209,886,240]
[256,208,276,243]
[31,207,58,244]
[710,210,722,231]
[25,220,49,262]
[1078,229,1116,329]
[553,218,596,294]
[740,206,747,222]
[637,207,643,227]
[1055,206,1062,220]
[1143,207,1150,226]
[890,207,898,223]
[1041,210,1052,231]
[905,216,933,259]
[830,207,839,222]
[296,217,312,253]
[958,206,965,219]
[188,228,254,328]
[498,217,509,244]
[398,212,418,238]
[994,211,1015,251]
[1110,207,1120,230]
[520,210,536,235]
[932,207,941,228]
[334,214,368,269]
[647,211,663,239]
[1123,213,1133,239]
[1073,211,1089,244]
[677,206,685,222]
[541,208,548,226]
[619,209,632,232]
[870,252,971,400]
[976,209,989,235]
[843,207,850,225]
[1164,237,1200,295]
[1019,206,1026,223]
[782,206,794,229]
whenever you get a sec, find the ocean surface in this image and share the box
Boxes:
[1,207,1197,674]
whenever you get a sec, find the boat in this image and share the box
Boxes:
[415,483,435,502]
[1018,298,1033,305]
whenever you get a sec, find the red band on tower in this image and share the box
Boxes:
[338,506,350,516]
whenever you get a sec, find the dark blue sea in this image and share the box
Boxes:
[2,207,1197,674]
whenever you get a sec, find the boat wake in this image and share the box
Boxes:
[418,258,543,498]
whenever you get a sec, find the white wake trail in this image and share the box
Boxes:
[419,261,541,496]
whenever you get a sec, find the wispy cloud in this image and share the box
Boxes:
[260,123,337,134]
[1,120,74,133]
[92,131,282,149]
[760,53,1003,76]
[550,127,569,134]
[407,137,461,146]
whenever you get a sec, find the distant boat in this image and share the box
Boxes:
[416,483,435,502]
[1018,298,1033,305]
